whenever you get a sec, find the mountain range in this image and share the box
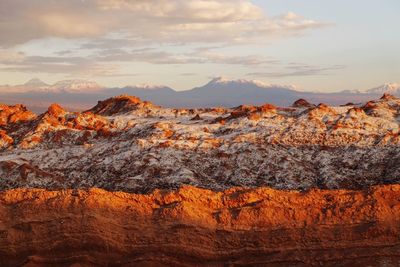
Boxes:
[0,77,399,112]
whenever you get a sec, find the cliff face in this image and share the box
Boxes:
[0,185,400,267]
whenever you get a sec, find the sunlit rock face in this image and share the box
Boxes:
[0,185,400,266]
[0,94,399,266]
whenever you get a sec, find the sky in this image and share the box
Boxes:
[0,0,399,91]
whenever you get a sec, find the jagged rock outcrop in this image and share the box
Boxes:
[0,185,399,266]
[292,98,314,108]
[0,103,111,149]
[0,104,36,126]
[87,95,156,116]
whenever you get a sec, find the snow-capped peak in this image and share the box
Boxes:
[365,83,400,95]
[50,80,103,92]
[208,76,270,87]
[23,78,49,88]
[126,83,169,90]
[206,76,297,90]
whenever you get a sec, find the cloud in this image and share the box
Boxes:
[0,49,25,63]
[97,0,264,22]
[188,48,279,65]
[0,53,119,77]
[55,50,73,56]
[0,1,107,46]
[0,0,326,47]
[4,46,342,79]
[1,46,277,77]
[0,1,330,79]
[247,64,345,78]
[91,47,278,66]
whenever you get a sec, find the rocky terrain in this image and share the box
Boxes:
[0,94,399,192]
[0,94,399,266]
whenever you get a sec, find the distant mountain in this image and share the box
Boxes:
[48,79,103,92]
[4,79,102,93]
[23,78,49,88]
[175,77,301,107]
[0,78,399,112]
[112,84,176,100]
[364,83,400,95]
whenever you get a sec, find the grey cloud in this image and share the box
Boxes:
[2,45,343,79]
[0,46,280,79]
[93,47,278,66]
[247,65,345,78]
[55,50,73,56]
[0,54,119,77]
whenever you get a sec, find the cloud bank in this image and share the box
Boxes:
[0,0,324,47]
[0,0,330,81]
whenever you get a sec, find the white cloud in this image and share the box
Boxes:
[96,0,264,21]
[0,0,325,47]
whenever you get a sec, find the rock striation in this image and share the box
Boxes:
[0,185,399,266]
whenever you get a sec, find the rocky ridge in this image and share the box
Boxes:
[0,94,399,192]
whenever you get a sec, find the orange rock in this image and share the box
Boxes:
[347,107,367,118]
[380,93,397,100]
[258,103,277,113]
[247,112,261,121]
[308,103,337,118]
[46,103,66,117]
[229,110,248,119]
[87,95,148,115]
[207,107,227,114]
[0,104,36,126]
[0,130,13,146]
[158,140,172,148]
[0,185,399,266]
[163,129,174,138]
[316,103,333,111]
[234,104,258,113]
[292,98,314,108]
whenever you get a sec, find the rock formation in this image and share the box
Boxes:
[0,94,399,266]
[0,94,399,191]
[0,185,399,266]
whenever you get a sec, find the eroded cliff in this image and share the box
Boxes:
[0,185,399,266]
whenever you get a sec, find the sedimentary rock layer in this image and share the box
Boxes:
[0,185,399,266]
